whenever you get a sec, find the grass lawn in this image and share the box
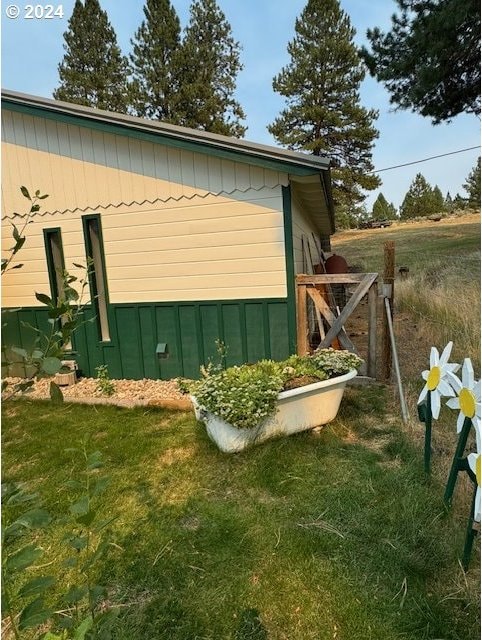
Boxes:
[2,389,480,640]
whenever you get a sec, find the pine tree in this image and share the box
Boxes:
[444,191,454,212]
[400,173,440,219]
[362,0,480,123]
[171,0,246,136]
[54,0,130,113]
[432,185,444,213]
[463,157,481,208]
[372,192,397,220]
[268,0,380,217]
[452,192,468,210]
[129,0,181,120]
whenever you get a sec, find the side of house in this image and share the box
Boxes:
[1,91,334,379]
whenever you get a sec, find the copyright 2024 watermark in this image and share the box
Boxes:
[5,4,64,19]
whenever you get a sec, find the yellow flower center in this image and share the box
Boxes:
[476,455,481,487]
[427,366,441,391]
[459,388,476,418]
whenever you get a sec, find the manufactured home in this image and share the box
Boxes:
[1,90,335,380]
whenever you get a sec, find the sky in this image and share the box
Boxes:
[1,0,480,211]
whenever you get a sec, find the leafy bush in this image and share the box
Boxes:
[190,349,363,430]
[2,186,92,402]
[193,360,284,430]
[2,483,54,634]
[1,445,117,639]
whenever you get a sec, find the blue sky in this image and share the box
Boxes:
[2,0,480,210]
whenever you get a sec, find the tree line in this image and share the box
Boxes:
[359,157,480,228]
[53,0,480,229]
[54,0,246,137]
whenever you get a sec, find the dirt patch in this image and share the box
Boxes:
[283,375,320,391]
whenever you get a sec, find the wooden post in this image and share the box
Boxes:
[381,241,395,381]
[367,280,378,378]
[297,283,309,355]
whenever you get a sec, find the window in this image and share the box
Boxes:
[43,228,65,303]
[82,215,110,342]
[44,227,72,349]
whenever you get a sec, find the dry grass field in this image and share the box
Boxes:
[332,212,481,373]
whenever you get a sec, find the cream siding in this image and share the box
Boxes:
[292,192,321,274]
[2,112,289,215]
[2,114,289,306]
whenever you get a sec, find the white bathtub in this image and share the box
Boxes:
[192,369,357,453]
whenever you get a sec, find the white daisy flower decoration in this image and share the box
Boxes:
[446,358,481,433]
[418,341,459,420]
[467,421,481,523]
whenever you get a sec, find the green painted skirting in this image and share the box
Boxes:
[2,298,292,380]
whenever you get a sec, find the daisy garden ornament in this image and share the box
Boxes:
[444,358,481,508]
[460,421,481,570]
[467,421,481,523]
[446,358,481,433]
[418,341,459,420]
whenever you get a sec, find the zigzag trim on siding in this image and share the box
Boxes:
[1,184,285,220]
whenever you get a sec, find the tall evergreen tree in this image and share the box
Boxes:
[54,0,130,113]
[268,0,380,217]
[372,192,397,219]
[444,191,454,212]
[362,0,480,124]
[400,173,441,219]
[432,185,444,213]
[463,157,481,208]
[171,0,246,136]
[129,0,181,120]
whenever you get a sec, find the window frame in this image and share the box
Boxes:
[81,214,111,343]
[43,227,66,304]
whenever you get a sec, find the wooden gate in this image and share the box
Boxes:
[296,273,379,378]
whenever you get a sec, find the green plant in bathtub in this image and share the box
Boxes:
[189,349,363,430]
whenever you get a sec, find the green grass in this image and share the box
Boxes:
[2,392,480,639]
[332,218,481,275]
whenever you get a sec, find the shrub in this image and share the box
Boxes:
[310,348,363,377]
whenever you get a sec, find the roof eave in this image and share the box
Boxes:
[1,90,331,175]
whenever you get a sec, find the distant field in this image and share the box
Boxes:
[332,213,481,276]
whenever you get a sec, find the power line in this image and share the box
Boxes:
[370,146,480,173]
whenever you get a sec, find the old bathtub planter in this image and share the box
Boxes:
[192,368,357,453]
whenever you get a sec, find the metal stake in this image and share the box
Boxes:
[384,297,409,424]
[462,483,479,571]
[444,417,473,506]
